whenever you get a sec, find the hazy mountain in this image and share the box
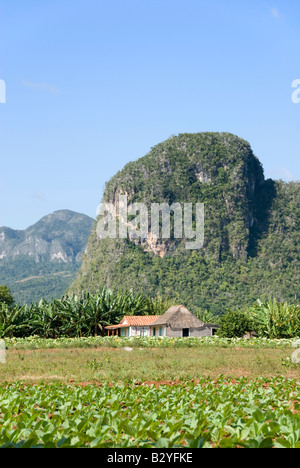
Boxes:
[0,210,94,304]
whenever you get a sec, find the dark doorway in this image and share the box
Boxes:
[182,328,189,337]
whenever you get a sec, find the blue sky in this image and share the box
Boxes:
[0,0,299,229]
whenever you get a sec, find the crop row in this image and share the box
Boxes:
[3,335,300,350]
[0,377,299,448]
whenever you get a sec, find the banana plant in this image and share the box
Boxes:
[25,300,63,338]
[248,298,300,338]
[0,303,28,338]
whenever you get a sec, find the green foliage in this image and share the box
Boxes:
[195,308,220,324]
[0,210,94,304]
[0,288,171,339]
[216,299,300,339]
[70,133,300,314]
[248,299,300,339]
[0,377,299,448]
[4,335,298,351]
[0,286,14,307]
[0,303,28,338]
[5,271,78,308]
[218,310,253,338]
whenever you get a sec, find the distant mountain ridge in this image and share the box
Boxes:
[0,210,94,304]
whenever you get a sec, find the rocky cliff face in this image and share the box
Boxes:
[102,132,265,260]
[70,132,300,314]
[0,210,94,303]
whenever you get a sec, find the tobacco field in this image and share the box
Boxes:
[0,376,299,448]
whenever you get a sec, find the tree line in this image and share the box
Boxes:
[0,287,171,339]
[0,285,299,339]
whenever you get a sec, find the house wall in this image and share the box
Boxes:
[150,325,167,337]
[116,324,217,338]
[129,326,151,337]
[166,326,215,337]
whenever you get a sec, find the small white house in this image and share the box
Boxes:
[105,315,161,337]
[105,306,219,338]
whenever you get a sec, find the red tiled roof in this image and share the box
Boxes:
[105,315,160,329]
[105,324,129,330]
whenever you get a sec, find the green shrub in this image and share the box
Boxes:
[217,310,253,338]
[0,286,14,308]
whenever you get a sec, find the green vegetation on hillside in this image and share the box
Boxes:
[0,210,94,304]
[70,133,300,313]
